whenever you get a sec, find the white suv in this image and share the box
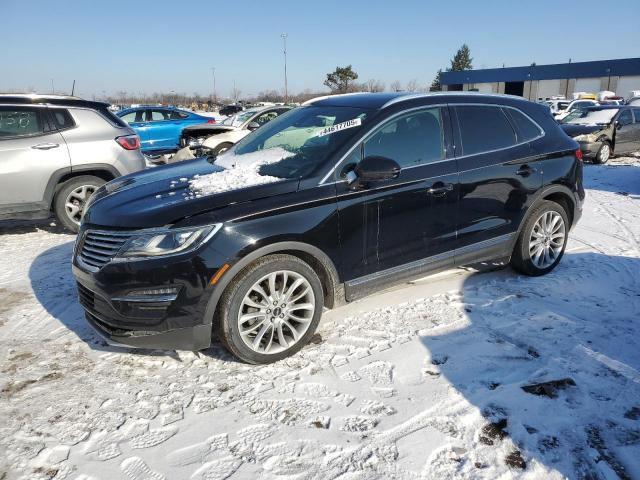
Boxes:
[0,94,146,232]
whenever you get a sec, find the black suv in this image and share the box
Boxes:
[73,92,584,363]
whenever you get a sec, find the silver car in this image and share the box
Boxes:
[0,94,146,232]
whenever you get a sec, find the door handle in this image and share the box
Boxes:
[426,182,454,195]
[516,165,537,177]
[31,143,60,150]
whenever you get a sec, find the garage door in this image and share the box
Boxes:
[474,83,494,94]
[616,76,640,99]
[537,80,562,100]
[574,78,601,94]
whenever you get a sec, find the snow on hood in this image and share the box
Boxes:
[188,147,294,197]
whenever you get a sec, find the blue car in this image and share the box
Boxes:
[117,106,215,154]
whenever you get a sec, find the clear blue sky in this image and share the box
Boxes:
[2,0,638,99]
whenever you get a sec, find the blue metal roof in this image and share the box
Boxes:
[440,57,640,85]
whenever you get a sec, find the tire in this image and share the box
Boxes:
[593,140,611,164]
[211,142,234,156]
[54,175,106,233]
[510,200,569,276]
[216,254,324,364]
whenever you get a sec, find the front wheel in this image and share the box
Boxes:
[593,140,611,164]
[216,254,324,364]
[211,142,234,156]
[54,175,105,233]
[510,201,569,276]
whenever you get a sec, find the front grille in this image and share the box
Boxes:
[78,230,132,270]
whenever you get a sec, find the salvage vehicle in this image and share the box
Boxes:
[0,94,145,232]
[179,106,293,157]
[543,99,571,115]
[219,104,244,116]
[560,105,640,163]
[117,106,215,155]
[554,99,599,121]
[73,92,584,363]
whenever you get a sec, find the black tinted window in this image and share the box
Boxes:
[506,108,542,142]
[0,107,43,138]
[618,110,633,126]
[49,108,75,130]
[455,105,517,155]
[364,108,444,167]
[632,108,640,123]
[170,110,189,120]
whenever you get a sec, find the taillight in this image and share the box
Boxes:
[116,134,141,150]
[575,148,583,162]
[207,119,216,124]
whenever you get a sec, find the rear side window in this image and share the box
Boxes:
[0,107,43,138]
[49,108,76,130]
[97,106,130,128]
[149,110,170,121]
[169,110,189,120]
[455,105,517,156]
[633,108,640,123]
[505,108,543,142]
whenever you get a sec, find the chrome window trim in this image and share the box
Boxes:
[318,102,546,185]
[319,104,448,184]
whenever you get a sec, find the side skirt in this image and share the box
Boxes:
[343,233,515,302]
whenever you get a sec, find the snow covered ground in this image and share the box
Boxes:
[1,156,639,480]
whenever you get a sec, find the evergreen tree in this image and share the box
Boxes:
[449,44,473,71]
[324,65,359,94]
[430,69,442,91]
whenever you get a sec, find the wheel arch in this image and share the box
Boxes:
[203,241,344,330]
[46,164,120,209]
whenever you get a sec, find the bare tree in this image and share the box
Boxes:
[232,85,242,103]
[366,79,385,93]
[390,81,402,92]
[405,79,419,92]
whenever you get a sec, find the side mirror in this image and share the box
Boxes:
[247,121,261,131]
[351,156,400,186]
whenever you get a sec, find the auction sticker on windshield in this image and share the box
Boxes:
[317,118,362,137]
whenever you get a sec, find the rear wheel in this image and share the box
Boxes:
[54,175,105,233]
[593,140,611,164]
[216,254,323,364]
[510,201,569,276]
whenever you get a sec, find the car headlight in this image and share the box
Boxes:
[115,224,222,260]
[573,134,594,142]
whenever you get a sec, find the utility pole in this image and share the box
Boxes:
[233,79,237,104]
[51,79,55,94]
[281,33,288,104]
[211,67,217,106]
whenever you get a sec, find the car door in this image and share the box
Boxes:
[453,104,543,261]
[120,109,151,149]
[335,106,459,297]
[614,109,636,154]
[0,105,70,212]
[146,109,177,150]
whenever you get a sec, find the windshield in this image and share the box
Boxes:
[221,110,256,127]
[562,109,618,125]
[215,105,370,179]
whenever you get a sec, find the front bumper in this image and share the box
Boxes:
[577,140,600,158]
[72,238,230,350]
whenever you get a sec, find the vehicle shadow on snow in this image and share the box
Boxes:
[420,252,640,478]
[0,218,68,235]
[584,161,640,196]
[28,241,237,361]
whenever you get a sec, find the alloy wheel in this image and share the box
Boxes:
[65,185,97,225]
[238,270,315,354]
[599,143,610,163]
[528,210,566,269]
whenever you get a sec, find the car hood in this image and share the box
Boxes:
[560,123,606,137]
[83,156,298,229]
